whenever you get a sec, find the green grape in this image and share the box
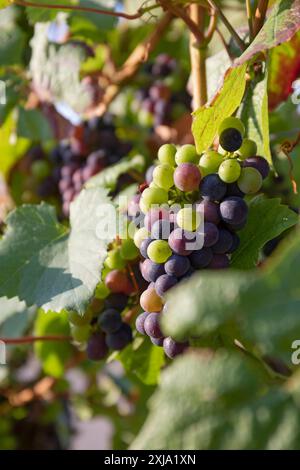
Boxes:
[105,248,126,270]
[139,198,149,214]
[176,208,201,231]
[199,150,223,176]
[95,281,110,299]
[237,167,262,194]
[134,227,150,248]
[71,324,90,343]
[147,239,172,263]
[140,187,168,211]
[218,159,241,183]
[153,164,174,190]
[68,309,93,327]
[139,109,154,127]
[237,138,257,159]
[158,143,177,166]
[31,160,51,181]
[175,144,199,165]
[218,117,245,137]
[149,181,159,188]
[120,238,139,260]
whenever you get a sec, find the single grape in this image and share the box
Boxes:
[163,337,188,358]
[158,143,177,166]
[68,309,92,327]
[120,238,139,260]
[105,248,126,270]
[219,197,248,225]
[140,286,163,312]
[218,117,245,136]
[105,270,134,295]
[144,207,170,232]
[151,336,164,346]
[164,254,190,277]
[242,156,270,179]
[201,222,219,247]
[105,293,128,311]
[219,128,243,152]
[95,281,110,299]
[98,308,123,334]
[174,163,201,192]
[134,227,150,248]
[227,232,240,253]
[176,207,201,231]
[140,259,165,283]
[237,138,257,159]
[196,200,220,225]
[140,187,168,211]
[175,144,199,164]
[189,247,213,269]
[140,237,153,258]
[147,239,172,263]
[212,229,233,254]
[208,253,230,269]
[144,313,163,338]
[237,167,262,194]
[155,274,178,297]
[106,323,133,350]
[153,164,174,190]
[200,174,227,201]
[136,312,149,335]
[199,150,222,176]
[180,266,195,280]
[71,324,90,343]
[168,228,193,256]
[225,182,245,198]
[87,332,108,361]
[224,219,247,232]
[218,159,241,183]
[151,219,173,240]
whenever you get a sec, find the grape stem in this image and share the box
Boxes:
[252,0,269,37]
[246,0,254,41]
[189,4,208,109]
[159,0,205,43]
[0,335,72,344]
[13,0,154,20]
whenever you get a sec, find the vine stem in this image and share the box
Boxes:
[189,4,207,109]
[246,0,254,40]
[206,0,246,51]
[159,0,205,43]
[0,335,72,344]
[253,0,269,37]
[13,0,146,20]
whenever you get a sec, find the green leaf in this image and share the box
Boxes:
[238,70,272,164]
[117,337,165,386]
[0,16,26,66]
[86,155,145,190]
[231,196,298,269]
[0,297,35,339]
[132,352,300,450]
[0,188,115,313]
[192,63,247,154]
[235,0,300,66]
[34,309,73,377]
[0,112,30,178]
[17,108,53,141]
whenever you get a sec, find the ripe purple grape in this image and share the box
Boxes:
[173,163,201,192]
[151,219,173,240]
[212,229,233,254]
[105,323,133,350]
[219,197,248,225]
[219,128,243,152]
[140,238,153,259]
[135,312,149,335]
[200,174,227,201]
[163,337,188,358]
[189,247,213,269]
[208,253,230,269]
[168,228,193,256]
[226,182,245,198]
[151,336,164,346]
[155,274,178,297]
[164,254,190,277]
[227,232,240,253]
[202,222,219,247]
[242,156,270,179]
[98,308,123,334]
[196,200,220,225]
[87,332,108,361]
[140,259,165,282]
[104,293,128,311]
[144,313,163,339]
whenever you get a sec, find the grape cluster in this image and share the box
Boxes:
[49,115,131,216]
[132,116,270,358]
[135,54,191,128]
[68,237,147,360]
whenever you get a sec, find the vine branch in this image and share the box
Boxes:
[0,335,72,344]
[189,4,207,109]
[253,0,269,37]
[246,0,254,40]
[159,0,205,43]
[207,0,246,51]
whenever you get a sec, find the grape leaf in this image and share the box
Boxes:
[0,188,115,313]
[238,71,272,164]
[132,352,300,450]
[0,112,30,178]
[17,108,53,141]
[192,63,247,154]
[86,155,145,190]
[0,12,26,65]
[34,309,73,378]
[117,337,165,386]
[235,0,300,66]
[231,196,298,269]
[268,31,300,110]
[0,297,35,339]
